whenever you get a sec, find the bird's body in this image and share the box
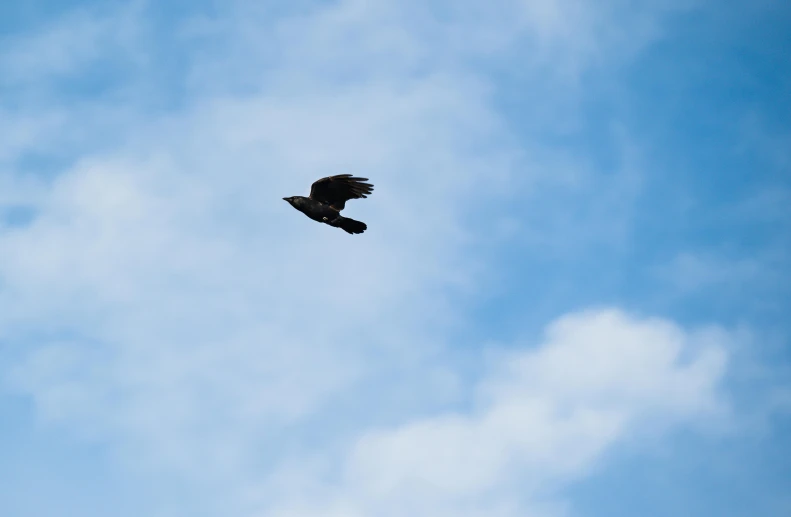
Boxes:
[284,174,374,234]
[287,196,341,223]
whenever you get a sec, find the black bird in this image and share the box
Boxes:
[283,174,374,234]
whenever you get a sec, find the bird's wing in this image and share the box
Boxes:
[308,174,374,210]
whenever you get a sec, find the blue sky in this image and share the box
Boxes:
[1,1,789,516]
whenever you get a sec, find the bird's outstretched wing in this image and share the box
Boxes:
[309,174,374,210]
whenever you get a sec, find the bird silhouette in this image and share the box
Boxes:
[283,174,374,234]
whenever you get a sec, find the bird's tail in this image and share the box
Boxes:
[336,216,367,234]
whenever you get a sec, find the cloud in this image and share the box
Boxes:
[0,32,521,495]
[334,309,728,516]
[0,2,147,88]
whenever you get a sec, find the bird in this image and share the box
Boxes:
[283,174,374,234]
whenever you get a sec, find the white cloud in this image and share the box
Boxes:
[334,309,728,516]
[1,52,517,492]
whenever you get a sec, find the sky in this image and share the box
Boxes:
[0,0,789,516]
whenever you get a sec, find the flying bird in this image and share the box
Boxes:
[283,174,374,234]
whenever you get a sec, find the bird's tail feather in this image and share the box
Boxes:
[337,216,367,234]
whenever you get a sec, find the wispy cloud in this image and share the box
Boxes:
[0,2,148,92]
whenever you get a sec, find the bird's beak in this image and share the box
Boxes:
[282,197,288,201]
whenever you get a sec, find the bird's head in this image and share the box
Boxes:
[283,196,295,206]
